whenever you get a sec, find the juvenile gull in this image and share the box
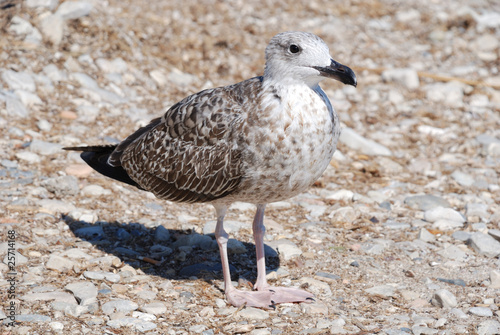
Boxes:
[65,31,356,308]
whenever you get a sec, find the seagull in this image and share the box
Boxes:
[65,31,356,309]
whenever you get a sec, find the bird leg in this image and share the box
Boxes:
[214,204,274,309]
[252,204,315,304]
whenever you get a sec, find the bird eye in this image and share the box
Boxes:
[289,44,300,53]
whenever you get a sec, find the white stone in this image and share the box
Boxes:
[339,127,392,156]
[15,151,41,164]
[267,239,302,260]
[425,82,464,107]
[95,58,128,74]
[381,68,420,89]
[8,16,35,36]
[324,189,354,201]
[39,13,64,45]
[2,70,36,92]
[65,281,98,305]
[56,1,93,20]
[451,171,475,187]
[26,0,59,9]
[431,289,457,308]
[15,90,43,107]
[424,207,465,224]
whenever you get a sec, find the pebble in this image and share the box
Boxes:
[425,82,464,108]
[237,307,269,320]
[383,220,410,229]
[450,308,468,319]
[65,281,98,305]
[46,255,76,272]
[469,307,493,317]
[15,314,52,323]
[140,302,167,315]
[477,320,500,335]
[381,68,420,89]
[365,284,396,298]
[154,225,170,242]
[74,226,105,240]
[404,195,450,211]
[26,0,58,9]
[56,1,93,20]
[267,239,302,260]
[424,207,465,224]
[489,270,500,289]
[80,184,111,196]
[107,317,156,331]
[451,170,475,187]
[102,299,139,314]
[30,140,63,155]
[49,321,64,331]
[41,175,80,196]
[431,289,457,308]
[339,127,392,156]
[418,228,436,242]
[468,232,500,257]
[438,245,468,261]
[3,92,29,117]
[39,13,64,45]
[1,70,36,92]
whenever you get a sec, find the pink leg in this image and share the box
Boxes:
[213,204,273,309]
[252,204,315,304]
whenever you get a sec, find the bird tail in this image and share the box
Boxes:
[63,145,142,189]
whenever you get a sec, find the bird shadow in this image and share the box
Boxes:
[62,215,280,285]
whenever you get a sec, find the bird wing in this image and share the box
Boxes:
[112,78,262,203]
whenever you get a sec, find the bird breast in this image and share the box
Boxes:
[230,83,339,204]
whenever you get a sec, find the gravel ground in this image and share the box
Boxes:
[1,0,500,334]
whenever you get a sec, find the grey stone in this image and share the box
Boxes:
[43,64,67,82]
[56,1,93,20]
[41,175,80,196]
[489,270,500,289]
[438,245,468,261]
[468,232,500,257]
[404,195,450,211]
[154,225,170,242]
[469,307,493,317]
[465,203,490,220]
[101,299,138,314]
[488,229,500,242]
[30,140,63,155]
[339,127,392,156]
[46,255,75,272]
[20,291,76,304]
[418,228,436,242]
[65,281,98,305]
[431,289,457,308]
[227,238,247,254]
[452,231,471,241]
[74,226,105,240]
[477,320,500,335]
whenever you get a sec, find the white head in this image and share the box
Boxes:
[263,31,357,88]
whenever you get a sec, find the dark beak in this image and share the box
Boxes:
[313,59,357,87]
